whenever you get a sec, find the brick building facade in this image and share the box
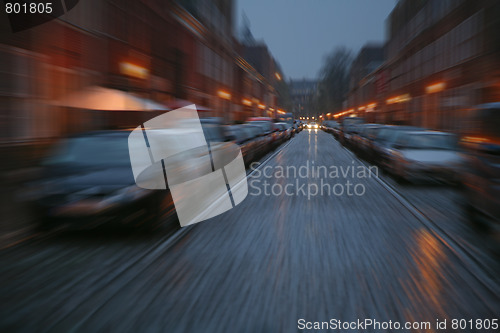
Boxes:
[343,0,500,131]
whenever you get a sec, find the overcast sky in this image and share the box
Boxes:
[236,0,397,80]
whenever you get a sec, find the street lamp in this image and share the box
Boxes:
[217,90,232,122]
[426,82,446,94]
[217,90,231,100]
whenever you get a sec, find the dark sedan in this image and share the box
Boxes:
[30,131,177,231]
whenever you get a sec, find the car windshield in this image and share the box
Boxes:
[45,135,131,167]
[376,128,398,142]
[365,127,381,138]
[406,134,457,150]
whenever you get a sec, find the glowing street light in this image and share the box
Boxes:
[119,62,149,79]
[426,82,446,94]
[386,93,411,104]
[217,90,231,100]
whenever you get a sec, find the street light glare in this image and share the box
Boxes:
[217,90,231,100]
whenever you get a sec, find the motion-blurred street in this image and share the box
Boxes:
[1,129,498,332]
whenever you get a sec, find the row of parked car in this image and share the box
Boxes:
[224,117,301,167]
[26,116,303,231]
[322,103,500,230]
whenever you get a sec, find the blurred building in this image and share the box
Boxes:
[173,0,236,120]
[347,43,385,122]
[344,0,500,130]
[240,43,279,119]
[0,0,287,150]
[0,0,181,142]
[289,79,318,118]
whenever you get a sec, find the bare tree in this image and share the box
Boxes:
[314,47,353,115]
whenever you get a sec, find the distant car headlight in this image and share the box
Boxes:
[314,124,318,129]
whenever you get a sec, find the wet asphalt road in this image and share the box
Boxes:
[1,130,499,332]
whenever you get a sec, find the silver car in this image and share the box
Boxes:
[388,131,463,184]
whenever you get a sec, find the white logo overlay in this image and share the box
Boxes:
[127,105,248,227]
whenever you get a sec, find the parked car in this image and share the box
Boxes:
[350,124,383,159]
[246,117,280,147]
[340,117,364,146]
[321,120,338,133]
[370,125,426,170]
[388,131,463,184]
[275,122,293,141]
[29,117,241,231]
[460,103,500,228]
[299,120,304,131]
[29,130,177,231]
[224,125,256,166]
[330,121,341,139]
[200,117,231,142]
[247,117,274,133]
[241,123,271,159]
[296,120,304,131]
